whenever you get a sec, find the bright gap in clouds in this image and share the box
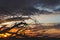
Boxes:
[39,14,60,23]
[31,14,60,23]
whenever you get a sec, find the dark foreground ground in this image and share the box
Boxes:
[0,37,60,40]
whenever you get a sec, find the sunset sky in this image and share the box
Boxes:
[0,0,60,23]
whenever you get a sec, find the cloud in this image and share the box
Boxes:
[0,0,60,9]
[33,0,60,12]
[0,0,60,16]
[34,5,54,12]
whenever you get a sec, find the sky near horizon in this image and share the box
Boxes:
[31,14,60,23]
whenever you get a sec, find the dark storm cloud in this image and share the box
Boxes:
[0,0,60,9]
[38,0,60,6]
[0,0,31,8]
[0,0,60,16]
